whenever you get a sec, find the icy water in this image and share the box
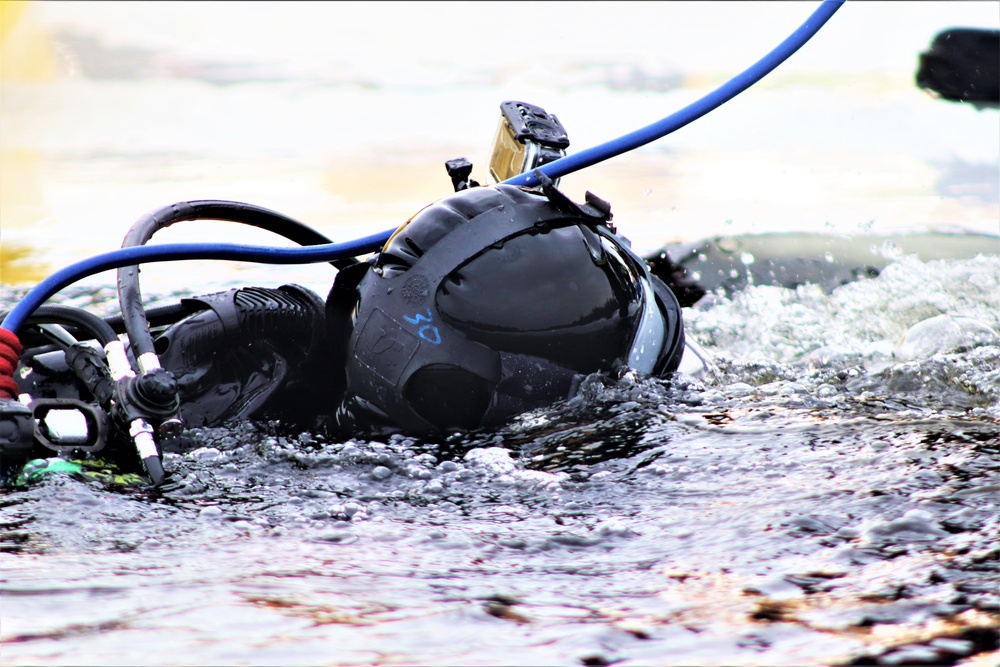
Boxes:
[2,2,1000,666]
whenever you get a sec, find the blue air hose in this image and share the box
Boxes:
[0,0,844,337]
[1,233,387,335]
[502,0,845,188]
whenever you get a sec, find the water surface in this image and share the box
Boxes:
[1,2,998,665]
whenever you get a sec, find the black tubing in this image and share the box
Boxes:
[143,453,165,486]
[23,305,119,347]
[116,200,348,364]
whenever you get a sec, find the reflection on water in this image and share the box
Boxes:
[1,2,999,665]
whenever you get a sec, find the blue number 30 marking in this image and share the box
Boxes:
[404,309,442,345]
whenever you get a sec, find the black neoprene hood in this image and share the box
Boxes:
[339,182,685,433]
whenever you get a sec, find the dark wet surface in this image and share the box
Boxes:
[3,255,999,666]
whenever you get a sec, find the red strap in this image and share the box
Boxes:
[0,328,23,400]
[0,328,21,358]
[0,375,18,400]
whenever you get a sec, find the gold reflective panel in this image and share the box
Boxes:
[488,115,527,185]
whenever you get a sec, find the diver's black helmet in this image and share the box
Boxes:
[337,176,685,433]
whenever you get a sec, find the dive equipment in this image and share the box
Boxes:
[488,101,570,186]
[336,173,685,434]
[154,284,329,429]
[1,232,389,337]
[0,400,33,466]
[117,200,352,378]
[0,0,847,485]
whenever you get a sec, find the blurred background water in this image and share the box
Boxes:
[2,3,999,666]
[1,0,997,296]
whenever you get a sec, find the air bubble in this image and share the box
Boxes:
[893,315,1000,361]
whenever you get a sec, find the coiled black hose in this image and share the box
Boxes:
[115,200,351,366]
[21,305,119,348]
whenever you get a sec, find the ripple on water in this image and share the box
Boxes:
[2,256,999,665]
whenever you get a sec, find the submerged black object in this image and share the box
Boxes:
[335,177,685,434]
[916,28,1000,108]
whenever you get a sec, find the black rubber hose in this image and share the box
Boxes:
[116,200,352,363]
[5,303,185,350]
[23,305,119,347]
[102,302,201,335]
